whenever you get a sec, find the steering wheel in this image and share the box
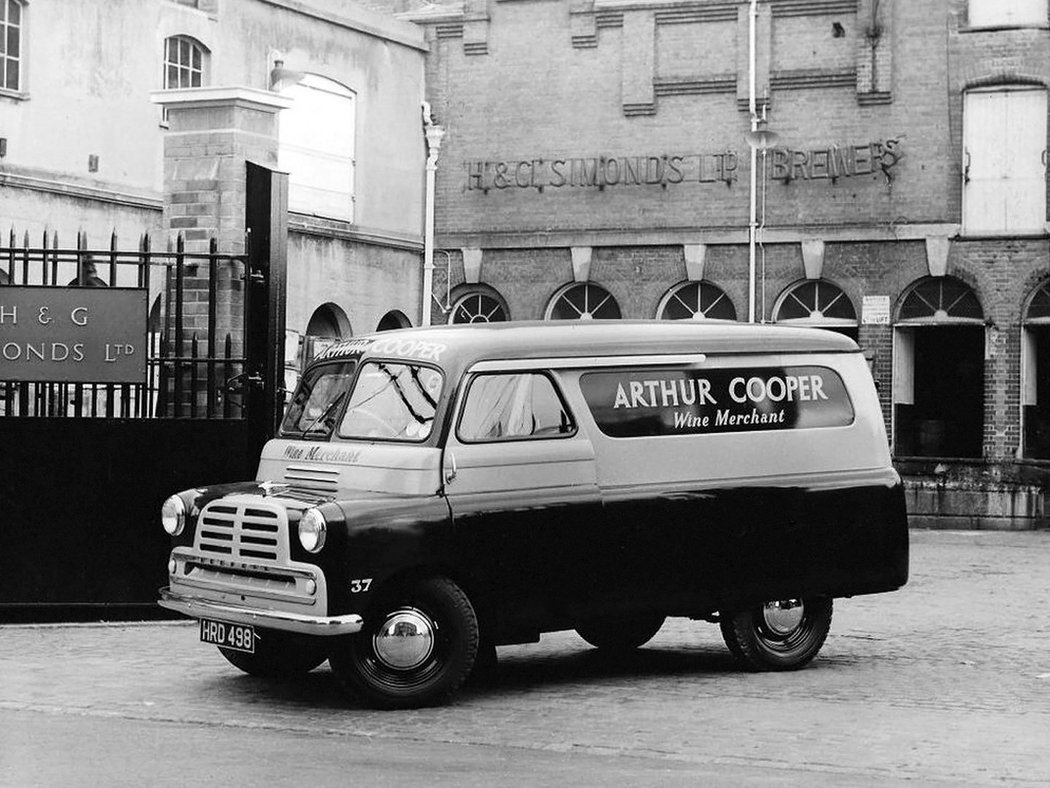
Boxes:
[347,407,400,437]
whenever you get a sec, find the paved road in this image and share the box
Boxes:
[2,529,1049,786]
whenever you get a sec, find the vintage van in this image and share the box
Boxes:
[158,321,909,708]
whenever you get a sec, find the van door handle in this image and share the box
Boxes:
[443,451,457,485]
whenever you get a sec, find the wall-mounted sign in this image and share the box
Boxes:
[0,286,148,383]
[464,138,903,193]
[768,139,902,182]
[862,295,892,325]
[465,152,739,191]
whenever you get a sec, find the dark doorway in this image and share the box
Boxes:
[1024,326,1050,459]
[897,326,984,457]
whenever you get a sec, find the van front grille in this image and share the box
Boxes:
[196,501,287,563]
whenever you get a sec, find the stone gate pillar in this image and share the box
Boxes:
[150,87,291,415]
[151,87,290,253]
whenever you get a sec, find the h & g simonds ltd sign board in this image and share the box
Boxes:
[0,286,147,383]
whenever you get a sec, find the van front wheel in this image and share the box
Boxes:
[720,597,832,670]
[329,575,479,709]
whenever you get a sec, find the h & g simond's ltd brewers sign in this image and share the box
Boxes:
[0,286,148,383]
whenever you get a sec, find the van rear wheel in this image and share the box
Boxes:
[720,597,832,670]
[576,613,665,652]
[218,628,328,678]
[329,575,479,709]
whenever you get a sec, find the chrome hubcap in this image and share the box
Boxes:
[762,600,804,636]
[373,607,436,670]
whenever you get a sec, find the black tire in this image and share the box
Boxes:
[329,575,479,709]
[576,613,666,652]
[218,628,328,678]
[720,597,833,671]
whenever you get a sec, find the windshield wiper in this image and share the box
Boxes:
[299,389,348,436]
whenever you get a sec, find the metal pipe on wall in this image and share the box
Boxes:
[422,102,445,327]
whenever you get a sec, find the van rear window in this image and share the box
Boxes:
[580,366,854,438]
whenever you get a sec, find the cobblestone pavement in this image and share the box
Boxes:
[2,529,1049,786]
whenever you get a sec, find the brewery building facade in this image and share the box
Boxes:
[395,0,1050,528]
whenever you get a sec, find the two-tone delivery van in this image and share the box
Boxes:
[158,320,909,708]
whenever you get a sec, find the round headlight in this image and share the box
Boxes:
[161,495,186,536]
[299,508,327,553]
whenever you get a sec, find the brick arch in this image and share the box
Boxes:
[963,73,1047,91]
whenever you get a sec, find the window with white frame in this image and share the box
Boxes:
[0,0,24,92]
[278,74,356,222]
[969,0,1047,27]
[164,36,207,89]
[963,88,1048,235]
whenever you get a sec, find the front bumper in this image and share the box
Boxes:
[158,587,364,636]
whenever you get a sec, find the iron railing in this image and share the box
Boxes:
[0,230,248,419]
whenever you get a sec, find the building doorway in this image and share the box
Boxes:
[893,277,985,458]
[1022,280,1050,458]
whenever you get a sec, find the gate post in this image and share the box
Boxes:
[151,87,292,423]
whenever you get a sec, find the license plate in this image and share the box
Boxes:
[199,619,255,653]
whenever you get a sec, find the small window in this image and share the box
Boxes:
[1,0,23,92]
[458,373,575,442]
[164,35,207,89]
[339,362,442,442]
[545,283,622,320]
[969,0,1047,27]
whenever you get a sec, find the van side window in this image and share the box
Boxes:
[458,373,575,442]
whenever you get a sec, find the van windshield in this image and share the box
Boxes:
[280,361,357,438]
[339,361,443,442]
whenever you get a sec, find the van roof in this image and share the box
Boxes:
[308,320,858,372]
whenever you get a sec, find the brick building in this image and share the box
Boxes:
[393,0,1050,528]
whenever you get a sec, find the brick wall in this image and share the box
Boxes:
[411,0,1050,484]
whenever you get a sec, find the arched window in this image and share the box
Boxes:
[545,283,621,321]
[894,277,985,459]
[164,35,207,89]
[278,74,356,222]
[898,276,983,322]
[658,281,736,321]
[0,1,23,92]
[773,280,858,325]
[451,288,509,324]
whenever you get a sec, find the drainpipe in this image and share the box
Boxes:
[422,102,445,327]
[748,0,758,323]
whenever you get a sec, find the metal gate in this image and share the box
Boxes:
[0,168,287,619]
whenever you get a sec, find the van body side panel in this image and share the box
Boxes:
[443,435,606,634]
[601,473,908,613]
[448,489,606,635]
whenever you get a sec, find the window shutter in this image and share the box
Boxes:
[969,0,1048,26]
[964,89,1048,235]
